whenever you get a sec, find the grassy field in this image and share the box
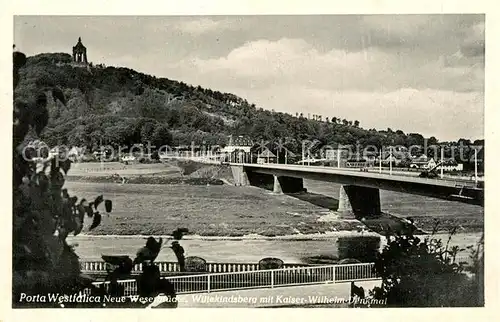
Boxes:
[66,181,360,236]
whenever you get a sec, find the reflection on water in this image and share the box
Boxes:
[337,236,381,262]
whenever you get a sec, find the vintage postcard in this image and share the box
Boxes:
[4,0,498,321]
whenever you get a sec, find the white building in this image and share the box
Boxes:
[409,155,436,169]
[220,135,253,154]
[436,159,464,172]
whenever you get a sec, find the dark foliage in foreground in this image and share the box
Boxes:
[12,49,115,307]
[369,224,484,307]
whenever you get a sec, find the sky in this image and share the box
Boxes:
[13,15,485,141]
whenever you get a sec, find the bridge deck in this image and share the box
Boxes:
[234,163,483,206]
[238,163,481,188]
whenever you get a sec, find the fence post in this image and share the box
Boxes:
[332,265,336,284]
[271,270,274,288]
[207,274,211,293]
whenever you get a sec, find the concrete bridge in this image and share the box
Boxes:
[230,163,484,219]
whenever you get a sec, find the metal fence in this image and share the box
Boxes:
[91,262,379,296]
[80,261,310,275]
[82,254,474,278]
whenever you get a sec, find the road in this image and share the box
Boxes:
[160,155,482,186]
[241,163,481,189]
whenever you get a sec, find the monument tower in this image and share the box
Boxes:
[72,37,88,64]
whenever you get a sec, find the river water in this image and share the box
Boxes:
[68,232,481,264]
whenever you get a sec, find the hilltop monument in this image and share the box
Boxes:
[72,37,88,64]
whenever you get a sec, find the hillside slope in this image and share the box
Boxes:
[15,53,472,154]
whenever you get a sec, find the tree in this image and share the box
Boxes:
[151,124,173,149]
[140,120,157,144]
[13,50,116,307]
[406,133,425,147]
[354,120,360,127]
[369,226,484,307]
[458,138,472,146]
[473,139,484,146]
[428,136,438,146]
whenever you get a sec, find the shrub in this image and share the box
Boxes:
[368,226,484,307]
[13,50,114,307]
[177,160,204,176]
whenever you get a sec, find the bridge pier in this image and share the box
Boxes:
[273,175,282,194]
[338,185,354,219]
[231,166,304,193]
[231,165,249,186]
[337,185,381,219]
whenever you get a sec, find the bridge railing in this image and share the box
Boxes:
[80,260,310,275]
[82,254,474,276]
[86,256,476,296]
[90,262,379,296]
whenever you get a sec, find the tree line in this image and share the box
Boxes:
[18,53,483,159]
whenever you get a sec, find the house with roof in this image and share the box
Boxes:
[409,154,437,169]
[362,151,378,164]
[324,147,349,161]
[345,157,369,168]
[380,150,408,166]
[257,149,277,164]
[436,158,464,172]
[386,145,409,153]
[344,152,373,168]
[68,146,85,161]
[220,135,254,163]
[221,135,253,154]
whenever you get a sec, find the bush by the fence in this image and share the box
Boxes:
[259,257,284,270]
[337,236,381,263]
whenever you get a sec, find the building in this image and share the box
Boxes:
[345,154,369,168]
[436,159,464,172]
[72,37,88,64]
[325,147,349,161]
[68,146,85,161]
[221,135,253,154]
[381,151,407,166]
[121,155,137,163]
[468,146,484,164]
[321,147,347,167]
[410,155,437,169]
[257,149,277,164]
[363,151,378,164]
[385,145,409,153]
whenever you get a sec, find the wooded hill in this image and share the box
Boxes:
[16,53,483,156]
